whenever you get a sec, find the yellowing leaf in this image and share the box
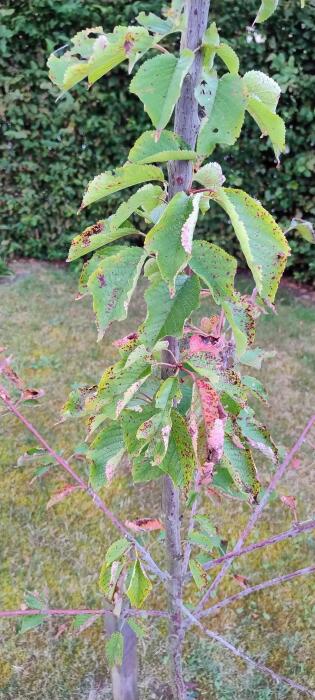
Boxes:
[247,97,285,162]
[130,50,194,130]
[214,188,290,301]
[126,559,152,607]
[81,164,164,209]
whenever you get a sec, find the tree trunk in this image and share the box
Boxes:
[163,2,211,699]
[106,613,139,700]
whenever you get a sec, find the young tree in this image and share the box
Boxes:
[1,1,315,699]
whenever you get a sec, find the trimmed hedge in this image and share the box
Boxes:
[1,0,314,282]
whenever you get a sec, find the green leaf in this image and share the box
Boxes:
[194,515,216,536]
[254,0,279,24]
[212,465,248,500]
[106,631,124,668]
[214,188,290,301]
[155,376,181,410]
[20,615,45,633]
[188,531,216,550]
[105,538,130,566]
[193,162,225,190]
[88,422,125,490]
[130,50,194,130]
[286,218,315,243]
[216,44,239,74]
[137,410,172,465]
[238,347,275,370]
[246,98,285,162]
[223,435,260,500]
[127,618,146,638]
[89,354,152,420]
[128,130,196,164]
[24,592,46,610]
[195,71,218,114]
[190,240,237,304]
[132,456,162,483]
[87,246,146,340]
[81,164,164,209]
[197,74,246,156]
[159,409,195,488]
[126,559,152,608]
[189,559,208,589]
[243,70,281,112]
[222,294,256,356]
[140,274,200,347]
[136,11,175,35]
[145,192,194,292]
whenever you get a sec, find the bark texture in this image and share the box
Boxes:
[162,2,211,698]
[106,613,139,700]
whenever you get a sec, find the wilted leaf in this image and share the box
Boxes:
[46,484,79,509]
[233,573,250,588]
[181,194,202,255]
[125,518,164,532]
[130,50,194,130]
[126,559,152,607]
[280,495,297,519]
[194,379,226,484]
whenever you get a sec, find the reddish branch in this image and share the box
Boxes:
[193,414,315,617]
[0,385,169,584]
[199,564,315,620]
[0,608,168,619]
[185,518,315,578]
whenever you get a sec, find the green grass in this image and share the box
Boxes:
[0,261,314,699]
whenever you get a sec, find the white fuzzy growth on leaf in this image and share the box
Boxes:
[181,194,202,254]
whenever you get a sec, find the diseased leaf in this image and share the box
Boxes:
[223,435,260,500]
[137,410,173,465]
[254,0,279,24]
[20,615,45,633]
[181,194,202,255]
[185,354,245,403]
[197,74,246,156]
[68,222,137,262]
[87,246,146,340]
[106,631,124,668]
[246,97,285,162]
[88,422,125,490]
[89,355,152,420]
[222,294,256,356]
[189,558,208,589]
[81,164,164,209]
[61,384,97,418]
[46,484,79,509]
[140,274,200,347]
[126,559,152,608]
[105,538,130,566]
[88,26,155,82]
[214,188,290,301]
[125,518,164,532]
[238,347,275,369]
[242,374,268,402]
[128,130,196,164]
[145,192,193,292]
[99,560,124,601]
[212,465,248,500]
[159,409,195,488]
[195,379,227,483]
[243,70,281,112]
[190,240,237,304]
[130,50,194,130]
[237,407,278,462]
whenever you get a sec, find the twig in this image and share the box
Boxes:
[0,608,168,620]
[185,519,315,578]
[182,607,315,698]
[182,474,200,577]
[0,385,169,584]
[198,564,315,620]
[193,414,315,616]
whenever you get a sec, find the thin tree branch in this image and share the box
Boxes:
[0,608,168,620]
[193,414,315,616]
[182,607,315,698]
[185,518,315,579]
[0,385,169,584]
[198,564,315,620]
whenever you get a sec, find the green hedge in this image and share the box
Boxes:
[1,0,314,282]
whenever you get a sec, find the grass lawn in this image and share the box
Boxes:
[0,261,314,699]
